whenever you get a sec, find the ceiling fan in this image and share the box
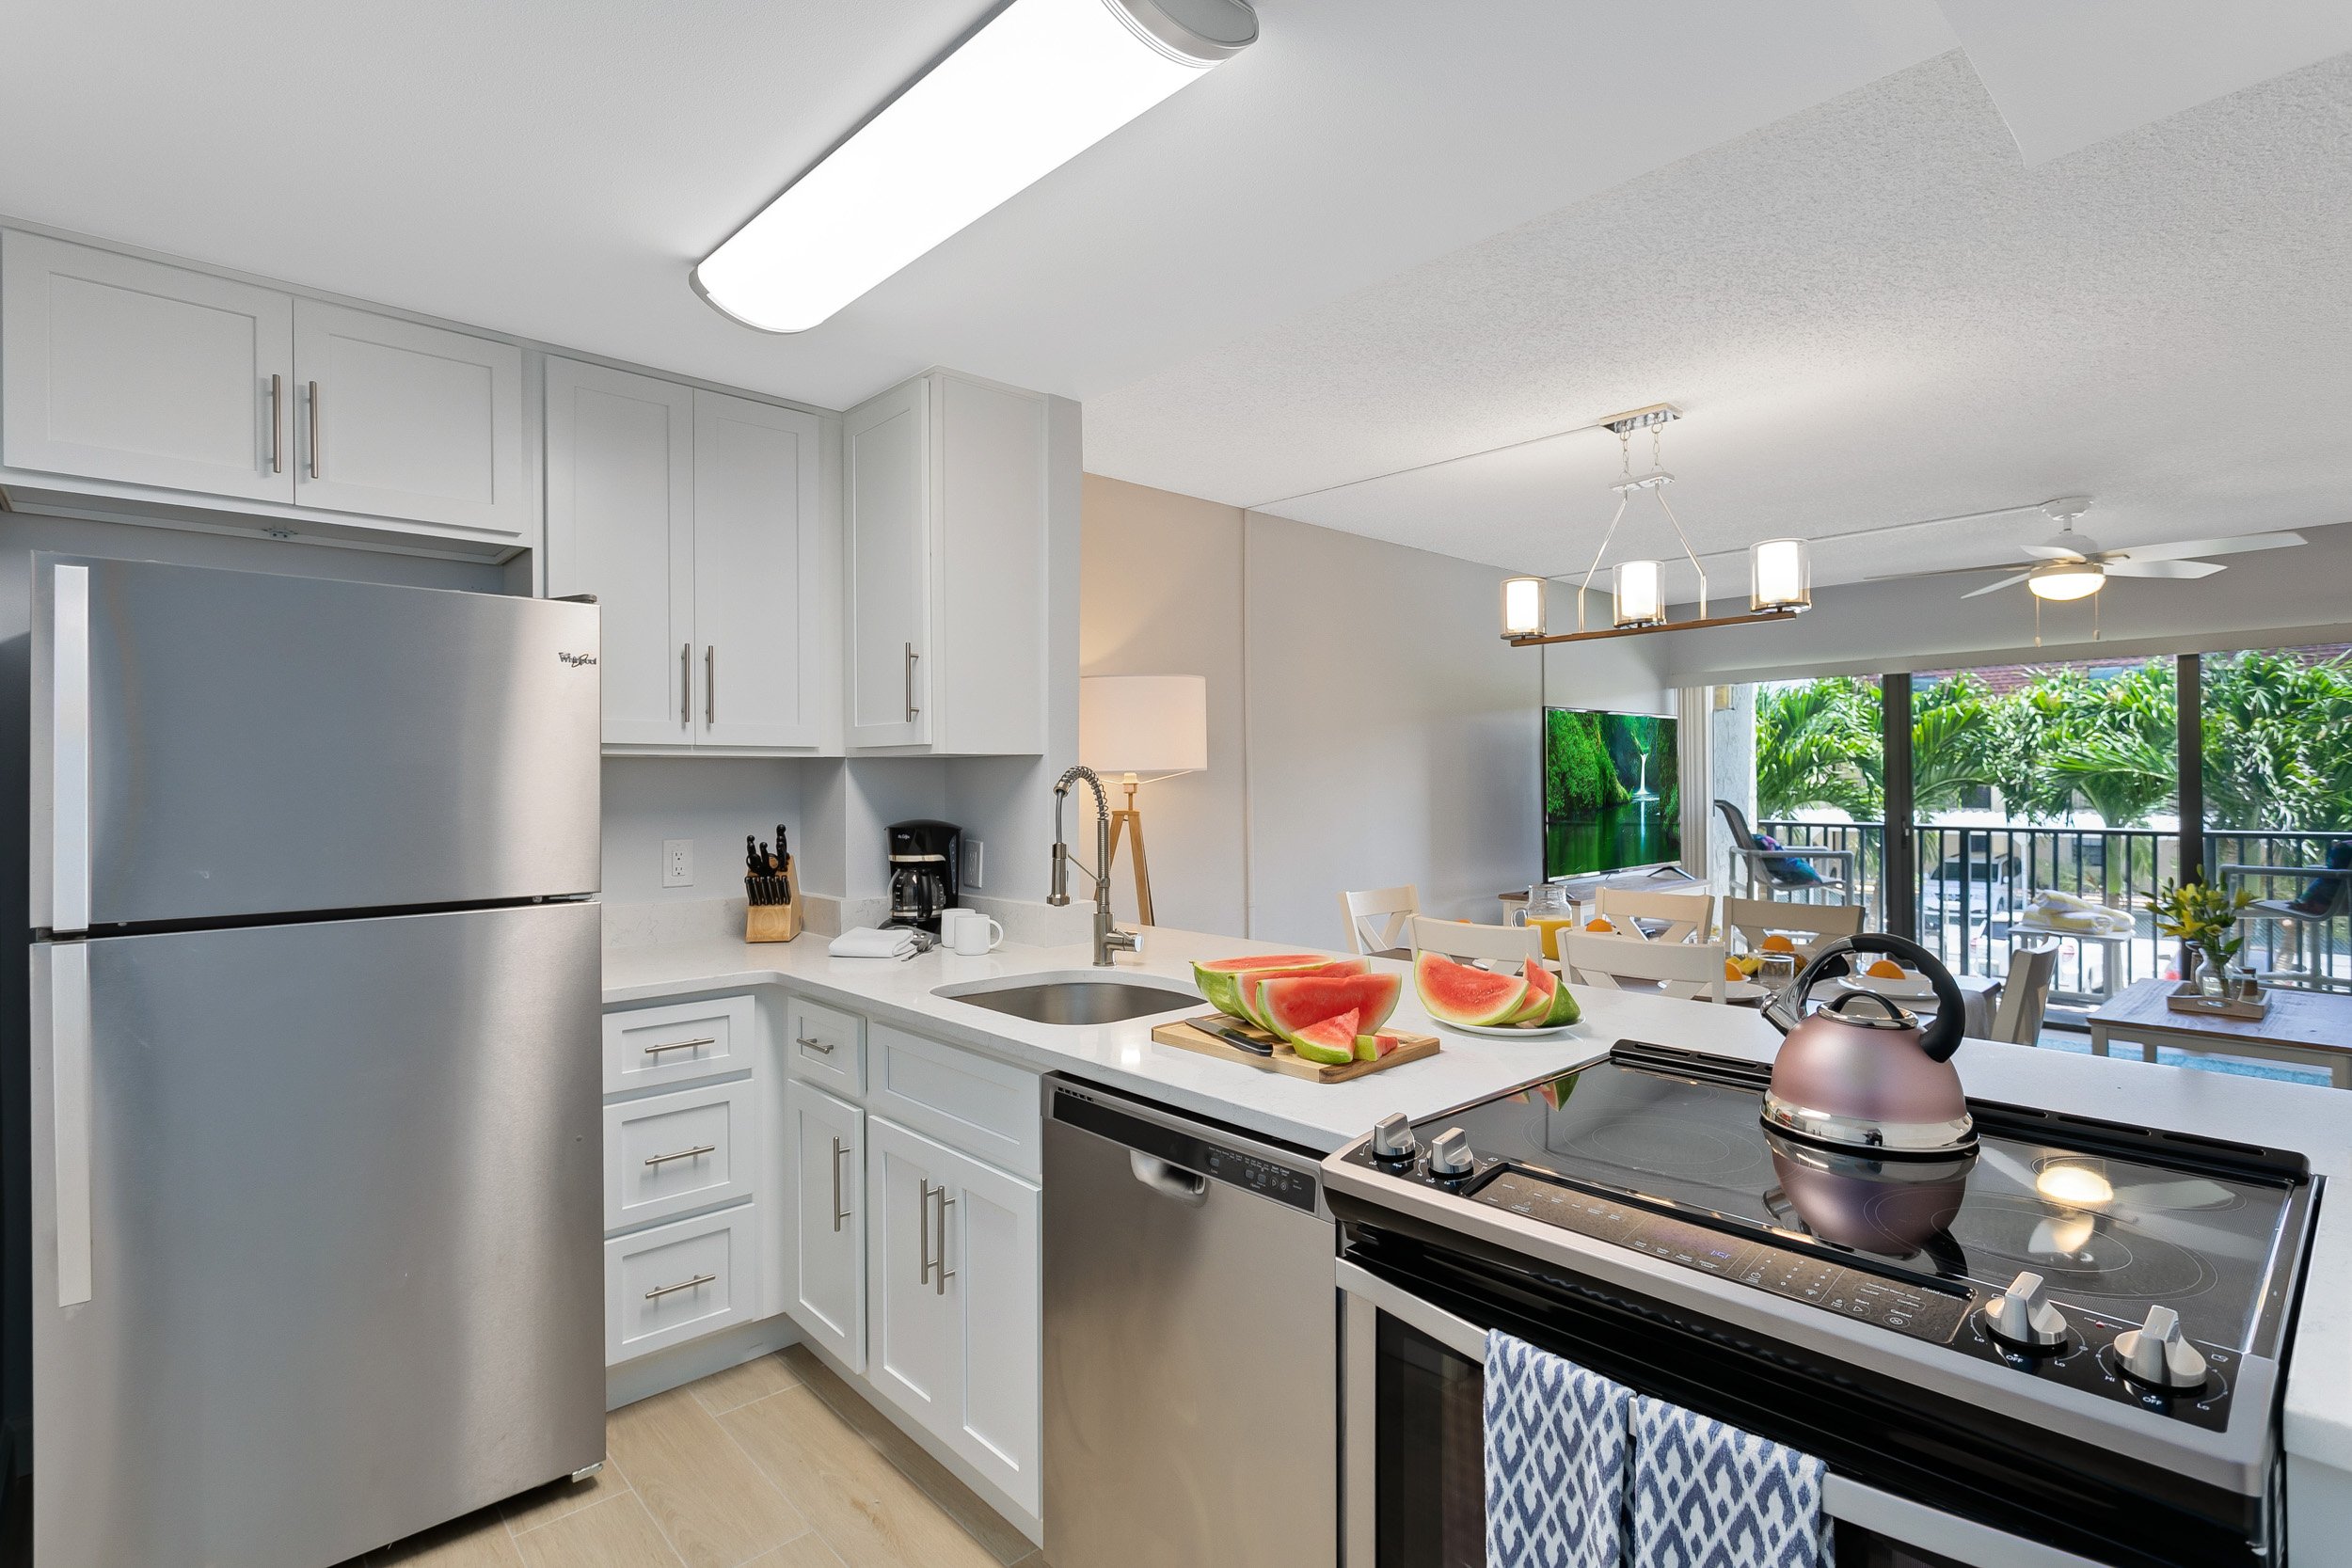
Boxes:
[1901,498,2307,602]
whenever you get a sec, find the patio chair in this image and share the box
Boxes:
[1559,928,1728,1003]
[1715,799,1856,905]
[1409,915,1542,967]
[1592,886,1717,943]
[2223,846,2352,992]
[1722,896,1863,961]
[1338,884,1419,956]
[1989,939,2059,1045]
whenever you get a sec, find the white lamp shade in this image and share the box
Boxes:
[1080,675,1209,774]
[1750,538,1811,610]
[1613,560,1665,627]
[1502,576,1546,637]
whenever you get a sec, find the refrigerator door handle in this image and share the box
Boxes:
[49,943,94,1307]
[52,562,93,934]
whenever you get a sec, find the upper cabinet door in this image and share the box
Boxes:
[0,231,294,502]
[545,358,695,747]
[291,299,528,537]
[694,390,823,750]
[845,381,931,748]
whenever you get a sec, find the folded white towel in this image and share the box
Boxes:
[829,926,918,958]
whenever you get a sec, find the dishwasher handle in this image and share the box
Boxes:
[1130,1149,1209,1205]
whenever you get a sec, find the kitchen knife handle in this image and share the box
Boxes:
[681,642,691,726]
[307,380,322,480]
[706,644,715,725]
[268,374,283,474]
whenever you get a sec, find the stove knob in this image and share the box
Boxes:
[1369,1113,1420,1164]
[2114,1306,2209,1392]
[1425,1128,1474,1180]
[1984,1271,2070,1353]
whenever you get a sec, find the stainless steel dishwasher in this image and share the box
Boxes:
[1042,1075,1338,1568]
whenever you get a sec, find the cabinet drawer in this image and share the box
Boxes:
[785,996,866,1096]
[866,1022,1041,1179]
[603,994,754,1093]
[605,1204,760,1364]
[604,1081,755,1232]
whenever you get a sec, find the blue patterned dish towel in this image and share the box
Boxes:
[1630,1395,1832,1567]
[1484,1330,1630,1568]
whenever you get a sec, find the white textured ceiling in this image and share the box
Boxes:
[0,0,1956,413]
[1089,48,2352,590]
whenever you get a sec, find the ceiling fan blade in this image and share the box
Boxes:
[2105,531,2307,563]
[2104,559,2223,579]
[1864,562,2028,582]
[2019,544,2089,561]
[1961,573,2033,599]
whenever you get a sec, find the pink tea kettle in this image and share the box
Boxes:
[1758,933,1975,1157]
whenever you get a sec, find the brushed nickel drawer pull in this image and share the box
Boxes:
[904,642,919,721]
[831,1136,851,1231]
[643,1143,716,1168]
[307,380,322,479]
[644,1272,717,1301]
[796,1034,835,1055]
[642,1037,715,1057]
[268,374,283,474]
[706,644,716,725]
[919,1178,937,1284]
[934,1186,956,1295]
[681,641,691,725]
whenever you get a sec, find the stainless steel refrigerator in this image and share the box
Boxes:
[17,556,605,1567]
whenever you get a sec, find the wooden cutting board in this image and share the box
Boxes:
[1152,1013,1439,1083]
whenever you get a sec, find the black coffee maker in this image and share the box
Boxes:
[886,819,961,935]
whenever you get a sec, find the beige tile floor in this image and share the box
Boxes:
[339,1347,1034,1568]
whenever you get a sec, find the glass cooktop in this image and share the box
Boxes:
[1424,1050,2307,1353]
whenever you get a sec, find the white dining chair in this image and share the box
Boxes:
[1592,886,1717,944]
[1560,928,1729,1003]
[1722,896,1863,961]
[1409,914,1542,967]
[1339,884,1421,956]
[1990,939,2059,1046]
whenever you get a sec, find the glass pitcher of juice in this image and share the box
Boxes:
[1526,881,1578,960]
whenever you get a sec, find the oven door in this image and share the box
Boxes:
[1338,1260,2123,1568]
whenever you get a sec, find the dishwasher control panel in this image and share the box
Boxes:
[1201,1146,1319,1211]
[1050,1080,1324,1213]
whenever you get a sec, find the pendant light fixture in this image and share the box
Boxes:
[1499,405,1813,646]
[694,0,1258,333]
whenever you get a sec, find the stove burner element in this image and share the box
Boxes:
[1574,1115,1758,1182]
[1951,1196,2217,1304]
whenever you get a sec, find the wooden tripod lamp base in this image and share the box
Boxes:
[1104,773,1155,927]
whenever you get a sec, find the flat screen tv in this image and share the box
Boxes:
[1544,708,1679,879]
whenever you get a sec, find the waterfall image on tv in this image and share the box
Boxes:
[1544,708,1679,879]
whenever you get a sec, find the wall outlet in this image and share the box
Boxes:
[662,838,694,888]
[965,839,983,889]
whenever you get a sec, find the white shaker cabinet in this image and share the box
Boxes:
[546,360,830,752]
[0,230,294,503]
[844,371,1047,755]
[787,1079,867,1371]
[865,1114,1042,1516]
[289,299,528,537]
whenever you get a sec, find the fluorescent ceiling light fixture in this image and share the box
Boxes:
[694,0,1258,333]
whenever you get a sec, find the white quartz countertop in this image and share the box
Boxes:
[599,918,2352,1473]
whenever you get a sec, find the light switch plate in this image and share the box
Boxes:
[965,839,983,889]
[662,839,693,888]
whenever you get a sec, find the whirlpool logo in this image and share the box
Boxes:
[557,651,598,667]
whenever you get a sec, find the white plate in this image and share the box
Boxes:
[1436,1018,1584,1038]
[1836,971,1935,1000]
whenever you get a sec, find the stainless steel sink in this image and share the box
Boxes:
[934,973,1199,1026]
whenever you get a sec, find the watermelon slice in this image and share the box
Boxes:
[1227,957,1369,1027]
[1536,965,1581,1026]
[1288,1007,1359,1067]
[1352,1030,1401,1063]
[1500,961,1558,1025]
[1260,972,1404,1042]
[1193,954,1335,1019]
[1414,950,1529,1027]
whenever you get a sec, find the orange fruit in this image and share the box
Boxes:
[1760,933,1796,954]
[1867,959,1908,980]
[1585,918,1613,932]
[1724,958,1743,982]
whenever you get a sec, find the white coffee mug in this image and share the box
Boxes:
[950,910,1005,956]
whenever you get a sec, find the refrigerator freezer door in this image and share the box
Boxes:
[29,902,604,1568]
[32,556,600,930]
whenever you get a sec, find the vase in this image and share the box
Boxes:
[2195,948,2243,1002]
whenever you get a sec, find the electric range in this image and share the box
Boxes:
[1323,1041,2318,1568]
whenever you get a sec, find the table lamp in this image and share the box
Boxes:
[1077,674,1208,926]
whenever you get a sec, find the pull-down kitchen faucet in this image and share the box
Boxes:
[1050,765,1140,967]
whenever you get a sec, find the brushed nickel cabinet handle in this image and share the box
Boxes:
[269,374,283,474]
[904,642,919,721]
[831,1136,851,1232]
[919,1178,936,1284]
[644,1272,716,1301]
[642,1036,714,1057]
[934,1186,956,1295]
[706,644,716,725]
[681,642,691,725]
[306,380,322,480]
[796,1035,835,1055]
[643,1143,716,1168]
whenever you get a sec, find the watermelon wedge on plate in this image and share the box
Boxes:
[1414,951,1528,1027]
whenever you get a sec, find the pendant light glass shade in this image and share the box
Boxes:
[2027,561,2105,600]
[1502,576,1546,638]
[1750,538,1811,611]
[1613,560,1665,627]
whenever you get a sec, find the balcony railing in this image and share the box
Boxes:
[1757,820,2352,999]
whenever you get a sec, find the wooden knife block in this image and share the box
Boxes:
[745,859,803,943]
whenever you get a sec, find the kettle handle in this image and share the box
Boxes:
[1782,934,1968,1064]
